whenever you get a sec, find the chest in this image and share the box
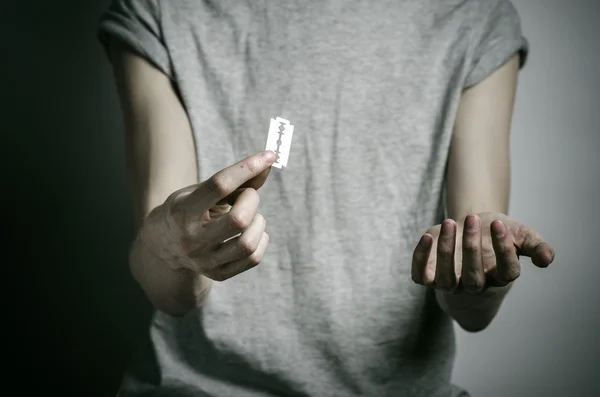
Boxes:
[164,0,470,182]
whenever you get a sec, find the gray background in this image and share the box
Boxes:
[453,1,599,396]
[2,0,597,395]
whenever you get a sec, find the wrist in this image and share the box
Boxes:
[129,232,211,317]
[436,285,511,332]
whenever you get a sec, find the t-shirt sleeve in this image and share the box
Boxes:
[464,0,529,88]
[97,0,172,78]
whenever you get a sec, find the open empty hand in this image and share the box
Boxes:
[411,212,555,294]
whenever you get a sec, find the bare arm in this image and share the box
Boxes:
[110,42,196,226]
[436,54,519,331]
[109,40,212,316]
[446,56,518,221]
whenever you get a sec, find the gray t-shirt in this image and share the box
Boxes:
[98,1,528,396]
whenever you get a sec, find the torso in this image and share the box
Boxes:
[120,1,492,395]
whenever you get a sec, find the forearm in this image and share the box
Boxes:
[130,226,212,317]
[443,162,511,330]
[110,42,210,317]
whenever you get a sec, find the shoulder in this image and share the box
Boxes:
[416,0,513,39]
[424,0,519,27]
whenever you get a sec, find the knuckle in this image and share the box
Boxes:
[167,202,187,226]
[245,188,261,206]
[248,252,262,267]
[503,267,520,282]
[462,274,485,291]
[495,240,514,255]
[494,243,508,254]
[463,241,480,254]
[182,220,202,239]
[503,244,516,256]
[178,233,206,257]
[230,210,253,230]
[246,157,263,174]
[237,236,257,254]
[254,211,265,225]
[207,174,230,198]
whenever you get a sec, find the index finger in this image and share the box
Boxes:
[185,151,276,213]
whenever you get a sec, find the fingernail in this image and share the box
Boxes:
[442,220,454,235]
[493,221,505,237]
[262,150,276,162]
[465,215,479,232]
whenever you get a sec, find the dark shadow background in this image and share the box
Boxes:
[3,1,151,395]
[2,0,598,396]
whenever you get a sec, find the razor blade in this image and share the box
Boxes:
[265,117,294,169]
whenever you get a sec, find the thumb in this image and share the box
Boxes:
[514,224,555,268]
